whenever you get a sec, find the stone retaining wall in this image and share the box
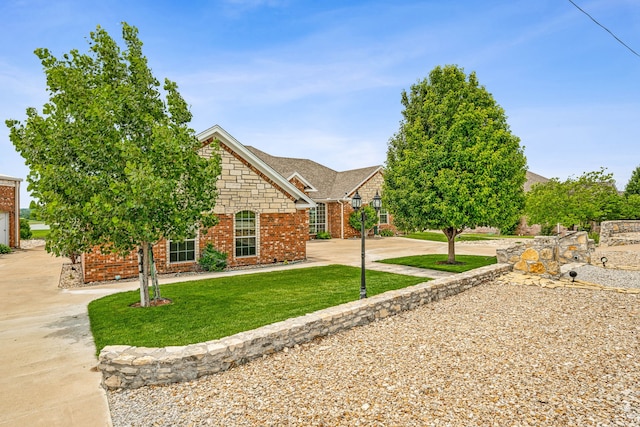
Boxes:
[496,232,594,278]
[599,220,640,247]
[99,264,511,390]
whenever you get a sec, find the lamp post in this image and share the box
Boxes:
[352,190,382,299]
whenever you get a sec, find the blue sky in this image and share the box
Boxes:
[1,0,639,206]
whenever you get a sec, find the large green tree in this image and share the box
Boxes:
[525,169,622,230]
[625,165,640,196]
[384,65,527,263]
[7,23,221,307]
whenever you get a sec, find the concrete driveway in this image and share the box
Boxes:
[0,236,504,426]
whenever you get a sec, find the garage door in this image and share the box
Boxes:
[0,212,8,246]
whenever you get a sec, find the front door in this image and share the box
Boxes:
[0,212,8,246]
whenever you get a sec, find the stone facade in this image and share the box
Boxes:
[0,177,21,248]
[496,232,594,278]
[599,220,640,247]
[340,170,397,239]
[81,126,312,283]
[98,263,511,390]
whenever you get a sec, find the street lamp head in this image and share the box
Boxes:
[372,190,382,212]
[351,190,362,210]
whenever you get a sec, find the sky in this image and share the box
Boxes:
[1,0,639,207]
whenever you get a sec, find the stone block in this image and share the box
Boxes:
[521,248,539,261]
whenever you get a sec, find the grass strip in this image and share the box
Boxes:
[403,231,531,242]
[378,254,497,273]
[88,265,427,352]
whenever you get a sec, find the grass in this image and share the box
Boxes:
[88,265,427,352]
[378,254,497,273]
[404,231,532,242]
[29,229,49,239]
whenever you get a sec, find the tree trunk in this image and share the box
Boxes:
[442,227,461,264]
[138,243,150,307]
[149,243,160,301]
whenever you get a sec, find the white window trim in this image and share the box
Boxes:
[234,210,260,259]
[167,232,199,264]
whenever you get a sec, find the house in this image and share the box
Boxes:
[81,125,315,283]
[246,147,394,239]
[0,174,22,249]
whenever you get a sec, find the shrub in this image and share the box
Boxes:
[379,229,395,237]
[589,232,600,244]
[316,231,331,239]
[20,218,32,239]
[199,243,227,272]
[349,206,378,234]
[539,223,555,236]
[0,244,11,254]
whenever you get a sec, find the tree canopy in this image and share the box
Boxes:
[7,23,221,306]
[625,165,640,196]
[383,65,527,262]
[525,168,622,230]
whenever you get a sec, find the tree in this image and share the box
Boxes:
[7,23,221,307]
[525,169,622,230]
[384,65,527,263]
[348,205,379,236]
[625,165,640,196]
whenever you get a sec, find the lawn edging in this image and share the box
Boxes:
[98,263,512,390]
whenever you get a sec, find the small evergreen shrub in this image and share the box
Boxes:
[20,218,32,240]
[379,229,395,237]
[0,244,11,254]
[316,231,331,239]
[199,243,227,272]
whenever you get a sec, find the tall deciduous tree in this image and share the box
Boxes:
[625,165,640,196]
[7,23,221,307]
[384,65,527,263]
[525,169,621,230]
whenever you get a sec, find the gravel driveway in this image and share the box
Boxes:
[108,278,639,426]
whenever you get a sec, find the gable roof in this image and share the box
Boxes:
[0,174,22,182]
[524,171,550,192]
[246,146,382,200]
[196,125,315,209]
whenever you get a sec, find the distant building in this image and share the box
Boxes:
[0,174,22,248]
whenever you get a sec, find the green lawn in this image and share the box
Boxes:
[30,229,49,239]
[377,254,497,273]
[403,231,531,242]
[88,265,427,352]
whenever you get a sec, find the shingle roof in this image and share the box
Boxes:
[247,145,548,197]
[524,171,550,192]
[246,146,381,200]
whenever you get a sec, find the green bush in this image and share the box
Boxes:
[589,232,600,244]
[379,229,395,237]
[0,244,11,254]
[199,243,227,272]
[20,218,32,239]
[315,231,331,239]
[349,206,378,234]
[539,223,555,236]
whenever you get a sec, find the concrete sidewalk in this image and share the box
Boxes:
[0,237,503,426]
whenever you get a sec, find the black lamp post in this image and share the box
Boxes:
[352,190,382,299]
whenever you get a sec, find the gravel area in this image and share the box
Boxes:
[567,264,640,290]
[108,281,640,426]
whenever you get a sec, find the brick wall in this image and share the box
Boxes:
[0,181,18,248]
[82,142,309,283]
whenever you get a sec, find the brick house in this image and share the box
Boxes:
[81,125,315,283]
[246,147,395,239]
[0,174,22,249]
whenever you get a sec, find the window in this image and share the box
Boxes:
[309,203,326,234]
[235,210,256,257]
[379,208,389,225]
[170,238,196,263]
